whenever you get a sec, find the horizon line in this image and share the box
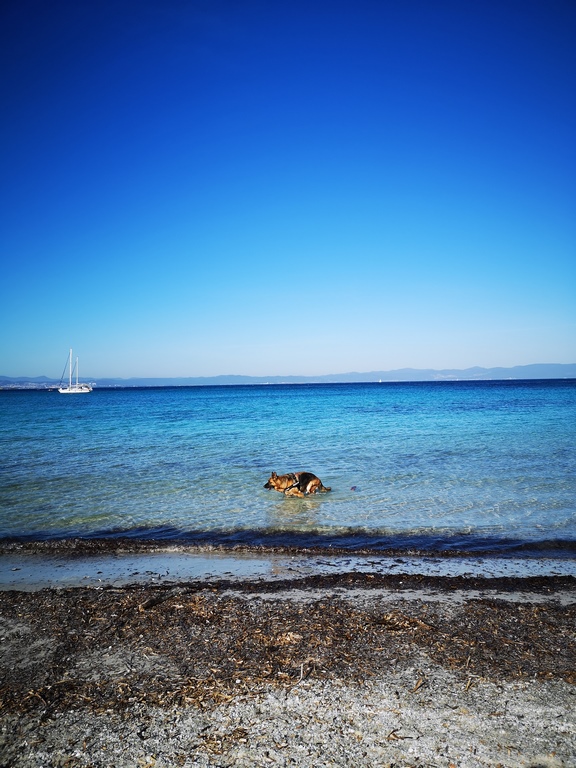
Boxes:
[2,362,576,388]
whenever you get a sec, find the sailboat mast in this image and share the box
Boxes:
[76,357,79,387]
[69,348,73,388]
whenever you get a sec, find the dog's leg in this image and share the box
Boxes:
[305,480,322,494]
[284,488,304,497]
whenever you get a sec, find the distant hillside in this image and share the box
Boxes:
[1,363,575,389]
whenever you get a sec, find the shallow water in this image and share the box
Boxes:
[1,381,575,556]
[2,550,575,592]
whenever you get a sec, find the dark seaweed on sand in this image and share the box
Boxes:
[1,573,574,717]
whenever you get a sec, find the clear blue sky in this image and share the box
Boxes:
[1,0,575,378]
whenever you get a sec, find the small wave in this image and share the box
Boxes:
[1,527,575,559]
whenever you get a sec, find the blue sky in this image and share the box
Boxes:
[1,0,575,378]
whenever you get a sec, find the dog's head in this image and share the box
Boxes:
[263,471,278,490]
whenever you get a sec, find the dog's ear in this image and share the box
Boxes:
[271,471,277,478]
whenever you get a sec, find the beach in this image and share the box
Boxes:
[1,565,575,768]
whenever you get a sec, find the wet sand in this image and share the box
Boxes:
[1,564,575,767]
[2,540,576,591]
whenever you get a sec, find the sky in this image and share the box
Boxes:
[1,0,575,378]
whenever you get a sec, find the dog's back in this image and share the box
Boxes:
[297,472,331,494]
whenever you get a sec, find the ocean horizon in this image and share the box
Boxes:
[2,362,576,389]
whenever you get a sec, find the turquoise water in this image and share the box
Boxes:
[1,381,575,555]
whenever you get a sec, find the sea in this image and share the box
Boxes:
[1,381,575,586]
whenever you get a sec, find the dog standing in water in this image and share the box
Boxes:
[264,471,331,497]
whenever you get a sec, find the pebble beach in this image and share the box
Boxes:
[1,566,575,768]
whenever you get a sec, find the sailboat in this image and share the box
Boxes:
[58,349,92,394]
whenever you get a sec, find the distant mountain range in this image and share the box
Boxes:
[1,363,575,389]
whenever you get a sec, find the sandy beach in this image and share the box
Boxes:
[1,565,575,768]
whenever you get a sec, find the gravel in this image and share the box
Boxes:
[1,573,575,768]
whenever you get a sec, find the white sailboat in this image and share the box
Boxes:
[58,349,92,394]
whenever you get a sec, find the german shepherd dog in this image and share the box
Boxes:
[264,471,331,498]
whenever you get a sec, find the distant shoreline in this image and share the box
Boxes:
[2,365,576,389]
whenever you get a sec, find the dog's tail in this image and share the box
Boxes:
[319,483,331,492]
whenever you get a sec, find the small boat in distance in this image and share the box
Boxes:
[58,349,92,394]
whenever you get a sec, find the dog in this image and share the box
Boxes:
[264,471,331,498]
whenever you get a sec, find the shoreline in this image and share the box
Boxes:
[3,533,575,558]
[2,545,576,591]
[1,572,575,767]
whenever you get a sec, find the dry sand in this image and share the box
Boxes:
[1,571,575,767]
